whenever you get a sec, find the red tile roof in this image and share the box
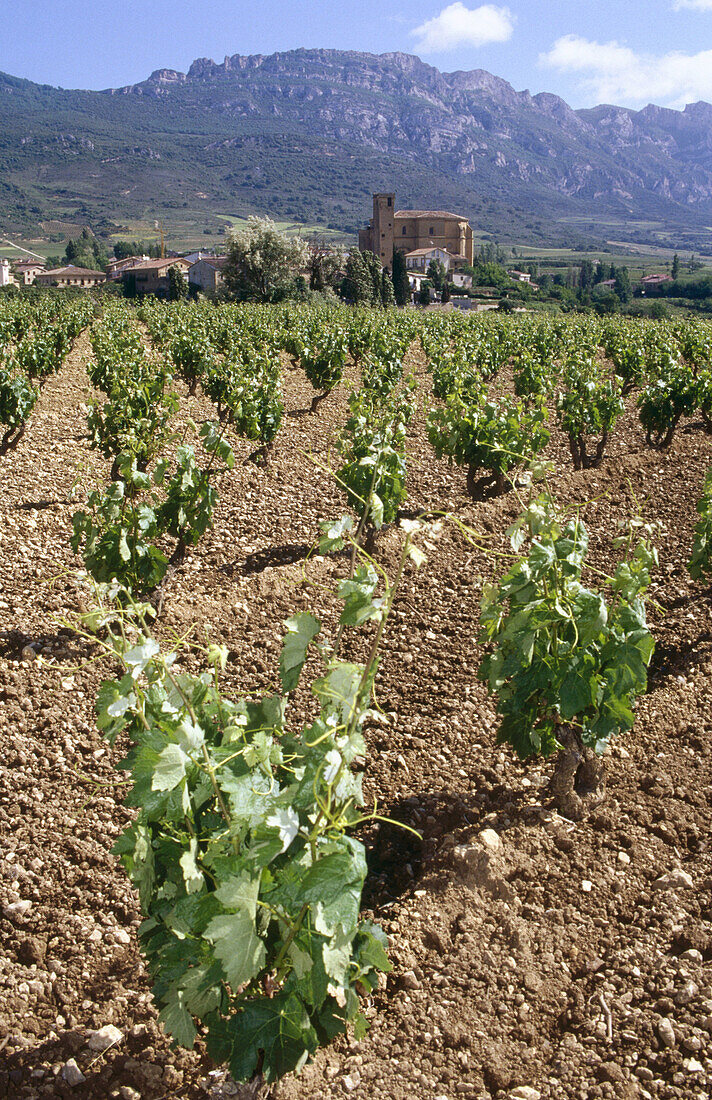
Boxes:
[395,210,467,220]
[39,266,105,277]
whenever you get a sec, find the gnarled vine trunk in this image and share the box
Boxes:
[548,726,605,821]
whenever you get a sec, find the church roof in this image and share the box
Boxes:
[395,210,466,221]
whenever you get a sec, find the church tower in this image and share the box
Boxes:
[371,193,395,271]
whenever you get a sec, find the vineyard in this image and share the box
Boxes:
[1,298,712,1100]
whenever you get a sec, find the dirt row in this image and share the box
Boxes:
[1,329,712,1100]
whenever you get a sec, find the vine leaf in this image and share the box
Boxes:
[280,613,321,692]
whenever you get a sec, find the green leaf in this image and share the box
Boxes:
[319,515,354,553]
[158,996,197,1048]
[152,743,190,792]
[337,565,383,626]
[559,658,597,720]
[179,840,205,895]
[215,873,261,917]
[204,912,267,990]
[280,613,321,692]
[300,846,367,937]
[207,993,316,1083]
[312,661,365,725]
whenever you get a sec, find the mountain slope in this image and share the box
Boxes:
[2,49,712,250]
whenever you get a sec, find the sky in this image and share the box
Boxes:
[3,1,712,110]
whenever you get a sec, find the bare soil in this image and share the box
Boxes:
[1,332,712,1100]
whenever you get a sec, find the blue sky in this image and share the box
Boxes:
[3,1,712,109]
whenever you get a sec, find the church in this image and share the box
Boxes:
[358,193,474,272]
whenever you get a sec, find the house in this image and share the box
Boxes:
[451,298,500,313]
[184,250,218,265]
[359,193,474,271]
[451,272,473,289]
[35,265,106,288]
[122,257,191,296]
[404,246,467,274]
[188,257,227,294]
[12,260,45,285]
[508,270,532,283]
[106,256,146,281]
[0,259,12,287]
[641,273,673,287]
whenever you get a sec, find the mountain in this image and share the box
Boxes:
[2,48,712,251]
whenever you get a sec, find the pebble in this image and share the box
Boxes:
[479,828,502,852]
[61,1060,86,1086]
[657,1018,677,1048]
[681,949,703,964]
[401,970,421,990]
[113,928,131,945]
[684,1058,705,1073]
[654,869,694,890]
[617,851,631,865]
[343,1071,361,1090]
[87,1024,123,1051]
[3,899,32,919]
[675,980,698,1005]
[581,880,593,893]
[510,1089,542,1100]
[118,1088,141,1100]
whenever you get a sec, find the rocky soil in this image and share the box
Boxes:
[1,330,712,1100]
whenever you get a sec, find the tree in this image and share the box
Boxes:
[418,280,431,306]
[223,216,309,303]
[672,253,680,280]
[614,267,632,304]
[441,281,451,304]
[361,251,383,305]
[64,228,108,271]
[167,265,189,300]
[380,268,395,307]
[391,248,411,307]
[341,250,372,304]
[308,243,345,293]
[579,259,595,291]
[426,259,446,292]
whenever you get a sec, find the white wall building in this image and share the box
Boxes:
[0,259,11,287]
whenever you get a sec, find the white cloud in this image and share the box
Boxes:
[411,3,514,53]
[540,34,712,109]
[673,1,712,11]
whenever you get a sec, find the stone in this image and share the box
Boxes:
[581,880,593,893]
[61,1060,86,1087]
[597,1062,625,1084]
[680,949,703,964]
[118,1088,141,1100]
[675,980,698,1005]
[343,1071,361,1090]
[654,869,694,890]
[3,899,32,919]
[510,1088,542,1100]
[453,844,514,901]
[87,1024,123,1051]
[685,1058,704,1073]
[401,970,421,990]
[479,828,502,852]
[657,1018,676,1048]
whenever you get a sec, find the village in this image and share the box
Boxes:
[0,191,682,316]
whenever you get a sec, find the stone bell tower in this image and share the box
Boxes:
[371,192,395,271]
